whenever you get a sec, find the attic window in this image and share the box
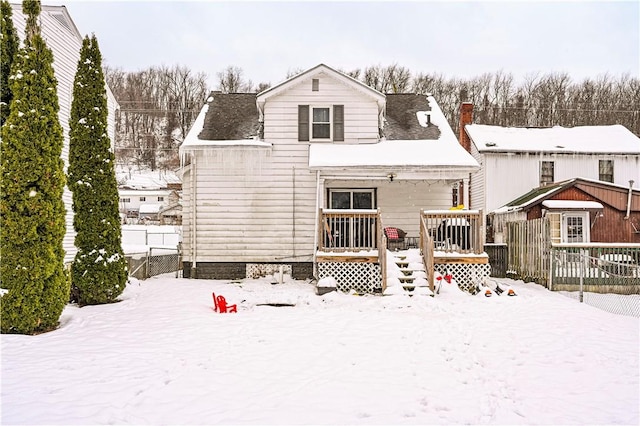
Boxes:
[312,79,319,92]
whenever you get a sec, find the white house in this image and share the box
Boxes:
[464,121,640,216]
[10,4,119,263]
[118,188,176,216]
[179,64,481,291]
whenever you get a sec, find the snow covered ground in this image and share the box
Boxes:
[2,275,638,425]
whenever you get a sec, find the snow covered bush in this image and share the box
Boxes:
[0,0,69,334]
[67,35,127,305]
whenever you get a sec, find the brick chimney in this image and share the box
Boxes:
[459,102,473,152]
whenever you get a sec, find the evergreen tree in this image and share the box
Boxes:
[1,0,69,334]
[68,35,127,305]
[1,0,19,125]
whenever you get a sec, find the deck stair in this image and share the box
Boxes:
[388,253,432,296]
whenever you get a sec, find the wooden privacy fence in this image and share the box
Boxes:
[507,218,550,284]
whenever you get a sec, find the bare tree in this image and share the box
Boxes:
[217,65,253,93]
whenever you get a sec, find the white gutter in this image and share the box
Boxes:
[626,180,634,219]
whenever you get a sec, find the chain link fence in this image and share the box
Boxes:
[551,246,640,317]
[126,246,182,280]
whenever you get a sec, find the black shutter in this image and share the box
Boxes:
[333,105,344,141]
[298,105,309,141]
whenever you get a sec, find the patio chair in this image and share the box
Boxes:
[212,292,237,313]
[384,227,407,250]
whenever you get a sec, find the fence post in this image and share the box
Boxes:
[579,248,586,303]
[146,247,151,279]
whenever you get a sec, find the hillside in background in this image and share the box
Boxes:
[108,64,640,173]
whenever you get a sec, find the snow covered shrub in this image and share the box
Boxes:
[0,0,70,334]
[67,35,127,305]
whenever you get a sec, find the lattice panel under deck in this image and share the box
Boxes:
[246,264,292,279]
[317,262,382,294]
[434,263,492,293]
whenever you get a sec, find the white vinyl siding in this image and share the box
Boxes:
[183,146,317,263]
[469,141,485,211]
[265,74,379,144]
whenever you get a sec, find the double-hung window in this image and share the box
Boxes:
[298,104,344,142]
[312,107,331,139]
[599,160,614,183]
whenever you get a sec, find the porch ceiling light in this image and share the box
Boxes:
[387,173,396,182]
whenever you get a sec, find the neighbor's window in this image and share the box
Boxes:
[312,107,331,139]
[540,161,554,186]
[599,160,614,183]
[157,196,164,202]
[120,197,130,203]
[139,196,146,202]
[312,78,319,91]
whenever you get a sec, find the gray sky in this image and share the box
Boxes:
[45,0,639,89]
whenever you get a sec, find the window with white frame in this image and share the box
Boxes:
[139,196,146,202]
[298,104,344,142]
[540,161,554,186]
[157,196,164,202]
[562,212,589,243]
[120,198,130,203]
[599,160,614,183]
[312,107,331,139]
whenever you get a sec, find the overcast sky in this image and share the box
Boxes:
[42,0,639,89]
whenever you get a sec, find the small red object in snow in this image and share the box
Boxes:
[212,292,237,313]
[444,274,453,284]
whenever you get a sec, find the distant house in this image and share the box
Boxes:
[459,104,640,217]
[490,178,640,244]
[118,188,178,219]
[10,4,119,263]
[180,64,482,291]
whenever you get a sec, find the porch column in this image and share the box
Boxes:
[462,176,470,208]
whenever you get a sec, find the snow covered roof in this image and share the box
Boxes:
[309,96,478,170]
[117,166,181,190]
[139,204,162,214]
[493,177,640,214]
[542,200,604,210]
[466,124,640,154]
[180,103,270,150]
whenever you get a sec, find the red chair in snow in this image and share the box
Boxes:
[212,292,237,313]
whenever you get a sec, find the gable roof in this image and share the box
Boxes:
[256,63,385,105]
[495,177,640,213]
[466,124,640,154]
